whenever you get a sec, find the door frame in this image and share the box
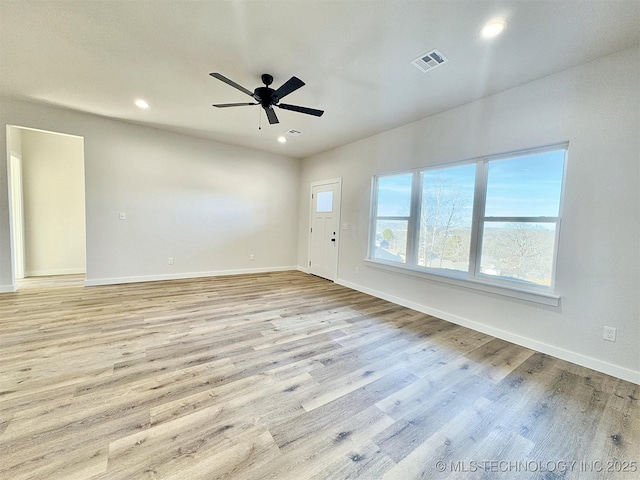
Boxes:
[307,178,342,281]
[8,153,25,279]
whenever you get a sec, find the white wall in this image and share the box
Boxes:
[0,99,300,289]
[20,128,86,276]
[297,46,640,383]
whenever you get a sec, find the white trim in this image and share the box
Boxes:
[7,124,83,140]
[336,278,639,385]
[297,265,310,274]
[364,258,561,306]
[84,266,297,287]
[0,283,18,293]
[7,149,25,280]
[309,177,342,188]
[26,268,86,277]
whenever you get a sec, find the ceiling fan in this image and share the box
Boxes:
[210,72,324,125]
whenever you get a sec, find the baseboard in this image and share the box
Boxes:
[84,266,298,287]
[26,268,86,277]
[336,278,640,385]
[297,265,310,274]
[0,283,17,293]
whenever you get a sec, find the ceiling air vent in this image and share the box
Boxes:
[411,49,449,73]
[284,129,302,137]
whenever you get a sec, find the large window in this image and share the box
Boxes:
[369,144,567,293]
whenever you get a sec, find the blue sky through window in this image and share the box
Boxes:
[485,150,565,217]
[377,174,412,216]
[376,148,565,222]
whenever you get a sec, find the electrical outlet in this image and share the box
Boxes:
[249,254,255,261]
[119,212,126,220]
[603,326,616,342]
[168,257,174,265]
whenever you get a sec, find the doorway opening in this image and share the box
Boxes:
[7,125,87,290]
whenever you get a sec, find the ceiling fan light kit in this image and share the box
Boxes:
[210,72,324,125]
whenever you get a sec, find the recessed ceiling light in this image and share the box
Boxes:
[277,136,287,143]
[135,99,149,109]
[481,19,506,39]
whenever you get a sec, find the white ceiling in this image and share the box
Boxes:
[1,0,639,159]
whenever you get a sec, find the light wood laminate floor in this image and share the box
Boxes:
[0,271,638,479]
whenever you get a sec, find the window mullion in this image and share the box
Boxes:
[376,216,412,221]
[367,177,379,259]
[484,216,559,223]
[469,160,488,279]
[405,171,422,266]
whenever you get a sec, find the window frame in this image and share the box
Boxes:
[366,142,568,306]
[417,161,478,273]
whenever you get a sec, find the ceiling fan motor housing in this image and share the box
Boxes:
[255,74,277,108]
[254,86,277,109]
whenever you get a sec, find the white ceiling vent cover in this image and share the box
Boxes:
[411,49,449,73]
[285,129,303,136]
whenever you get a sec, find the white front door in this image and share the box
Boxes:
[309,179,341,281]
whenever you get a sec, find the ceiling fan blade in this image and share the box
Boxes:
[209,73,254,97]
[212,102,257,108]
[274,76,305,100]
[277,103,324,117]
[265,107,279,124]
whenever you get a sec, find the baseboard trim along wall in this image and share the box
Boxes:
[336,278,640,385]
[84,266,298,287]
[0,283,17,293]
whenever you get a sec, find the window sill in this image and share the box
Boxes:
[363,259,561,307]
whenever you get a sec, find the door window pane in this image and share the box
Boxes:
[485,150,565,217]
[316,191,333,212]
[480,222,557,286]
[418,164,476,272]
[374,220,407,263]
